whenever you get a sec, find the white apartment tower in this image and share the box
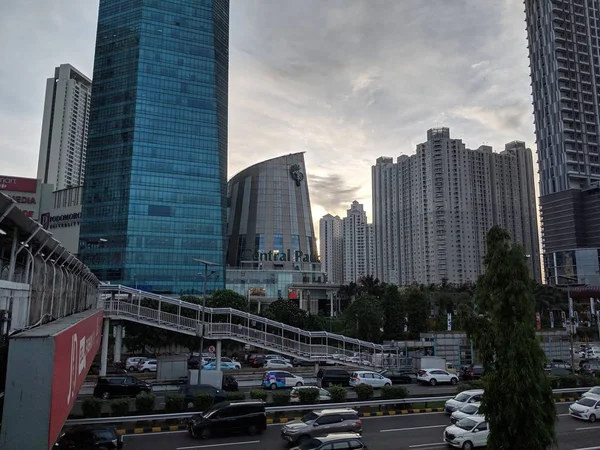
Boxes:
[343,201,368,283]
[37,64,92,190]
[366,223,376,278]
[319,214,344,284]
[372,128,541,285]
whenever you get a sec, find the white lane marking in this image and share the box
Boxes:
[381,424,447,433]
[125,431,188,437]
[575,426,600,431]
[572,447,600,450]
[408,443,447,448]
[176,441,260,449]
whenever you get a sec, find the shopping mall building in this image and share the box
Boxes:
[225,153,340,315]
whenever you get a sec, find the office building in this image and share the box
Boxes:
[37,64,92,190]
[343,201,368,283]
[39,186,84,254]
[79,0,229,294]
[319,214,343,284]
[372,127,541,285]
[524,1,600,285]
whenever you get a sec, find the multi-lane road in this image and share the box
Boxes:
[121,404,599,450]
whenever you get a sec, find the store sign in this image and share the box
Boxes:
[0,175,37,193]
[240,248,320,263]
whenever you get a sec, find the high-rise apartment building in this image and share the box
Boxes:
[366,223,376,278]
[524,0,600,285]
[79,0,229,294]
[37,64,92,190]
[319,214,343,284]
[343,201,368,283]
[372,128,541,285]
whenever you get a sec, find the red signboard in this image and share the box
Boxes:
[48,311,104,449]
[0,175,37,193]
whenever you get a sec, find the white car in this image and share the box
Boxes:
[137,359,157,372]
[444,416,489,449]
[569,394,600,422]
[264,359,293,369]
[263,371,304,389]
[125,357,146,372]
[582,386,600,398]
[417,369,458,386]
[266,354,291,363]
[450,403,482,424]
[290,386,331,403]
[444,390,484,414]
[349,371,392,389]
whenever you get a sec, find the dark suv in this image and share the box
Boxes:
[54,426,123,449]
[317,368,350,388]
[188,401,266,439]
[93,376,151,399]
[177,384,228,409]
[460,365,485,381]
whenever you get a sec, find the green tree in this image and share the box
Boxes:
[342,295,383,342]
[381,285,405,340]
[358,275,384,298]
[264,299,307,328]
[469,226,556,450]
[404,287,429,339]
[206,289,249,311]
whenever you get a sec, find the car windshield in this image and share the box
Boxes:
[578,398,597,407]
[455,417,478,431]
[590,387,600,395]
[460,404,479,414]
[202,401,229,417]
[454,393,471,402]
[301,412,319,423]
[93,429,117,441]
[299,438,324,449]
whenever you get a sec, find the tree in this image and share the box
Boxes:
[264,299,307,328]
[206,289,249,311]
[381,285,405,340]
[404,286,429,339]
[470,226,556,450]
[358,275,384,298]
[342,295,383,342]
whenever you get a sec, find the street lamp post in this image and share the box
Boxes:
[557,275,578,374]
[193,258,218,375]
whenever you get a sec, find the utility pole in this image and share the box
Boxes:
[558,275,578,374]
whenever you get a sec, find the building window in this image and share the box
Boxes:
[255,234,265,253]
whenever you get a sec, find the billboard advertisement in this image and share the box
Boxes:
[0,175,40,219]
[0,175,37,193]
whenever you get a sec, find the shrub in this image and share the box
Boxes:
[82,397,103,418]
[355,383,374,401]
[547,376,560,390]
[109,398,130,417]
[226,391,246,401]
[558,375,578,389]
[578,375,596,388]
[298,387,320,404]
[272,391,290,405]
[193,393,214,412]
[135,392,155,414]
[457,380,485,392]
[165,394,185,413]
[381,386,408,400]
[328,385,347,403]
[250,389,267,401]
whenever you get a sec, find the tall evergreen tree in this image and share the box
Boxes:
[381,285,405,340]
[470,226,556,450]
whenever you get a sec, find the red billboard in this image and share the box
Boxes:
[0,175,37,193]
[48,310,103,449]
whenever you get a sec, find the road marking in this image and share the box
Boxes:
[408,443,447,448]
[575,426,600,431]
[176,441,260,449]
[381,424,447,433]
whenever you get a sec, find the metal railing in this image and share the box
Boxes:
[65,388,589,426]
[100,284,432,369]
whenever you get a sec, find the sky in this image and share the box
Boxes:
[0,0,535,230]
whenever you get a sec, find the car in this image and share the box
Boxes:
[264,359,293,369]
[137,359,157,372]
[444,416,489,449]
[417,369,458,386]
[444,390,484,414]
[222,374,239,392]
[203,361,238,371]
[263,371,304,389]
[349,371,392,389]
[450,403,482,424]
[266,354,291,362]
[378,369,413,384]
[569,394,600,422]
[220,357,242,369]
[581,362,600,377]
[188,401,267,439]
[248,354,267,368]
[54,426,124,449]
[582,386,600,398]
[177,384,228,409]
[317,368,351,388]
[125,357,147,372]
[293,358,318,367]
[289,432,369,450]
[93,376,151,400]
[460,365,485,381]
[290,386,331,403]
[280,408,363,445]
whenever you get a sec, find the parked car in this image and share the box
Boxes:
[88,363,127,376]
[289,433,368,450]
[125,357,147,372]
[444,390,484,414]
[582,386,600,398]
[264,359,293,369]
[293,358,317,367]
[222,374,239,392]
[290,386,331,403]
[317,368,351,388]
[203,361,238,371]
[177,384,228,409]
[569,395,600,422]
[417,369,458,386]
[54,426,124,449]
[93,376,151,400]
[137,359,157,373]
[581,362,600,377]
[450,403,482,424]
[248,354,267,368]
[280,408,363,445]
[266,354,290,362]
[378,369,413,384]
[460,365,485,381]
[349,371,392,389]
[444,416,489,449]
[187,401,266,439]
[263,371,304,389]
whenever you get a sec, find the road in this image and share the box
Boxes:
[121,404,600,450]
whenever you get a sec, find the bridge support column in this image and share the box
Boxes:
[100,318,110,376]
[215,340,222,371]
[114,323,123,363]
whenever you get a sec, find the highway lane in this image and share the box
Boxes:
[121,404,600,450]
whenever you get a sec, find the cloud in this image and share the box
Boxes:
[308,174,363,213]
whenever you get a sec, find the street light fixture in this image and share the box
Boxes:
[557,274,578,374]
[192,258,218,366]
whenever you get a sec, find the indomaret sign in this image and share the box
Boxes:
[240,248,320,263]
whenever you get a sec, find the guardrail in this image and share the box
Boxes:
[65,388,589,426]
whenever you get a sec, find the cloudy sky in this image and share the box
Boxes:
[0,0,534,226]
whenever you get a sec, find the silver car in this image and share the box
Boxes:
[280,408,362,445]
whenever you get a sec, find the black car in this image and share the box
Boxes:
[378,370,413,384]
[317,369,350,388]
[178,384,228,409]
[93,376,151,399]
[55,426,123,449]
[89,363,127,376]
[222,374,239,391]
[188,401,267,439]
[460,365,485,381]
[249,355,266,368]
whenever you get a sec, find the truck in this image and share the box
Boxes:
[414,356,456,374]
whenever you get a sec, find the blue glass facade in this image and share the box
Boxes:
[79,0,229,295]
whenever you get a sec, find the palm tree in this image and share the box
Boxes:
[358,275,384,298]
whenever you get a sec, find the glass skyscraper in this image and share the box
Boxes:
[79,0,229,295]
